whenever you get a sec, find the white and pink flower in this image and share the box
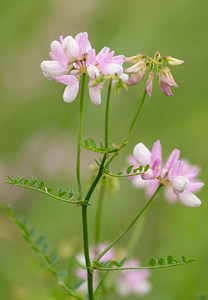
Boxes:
[115,259,152,297]
[41,33,127,104]
[129,140,204,207]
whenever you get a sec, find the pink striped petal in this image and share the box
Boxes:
[159,80,173,96]
[188,182,204,192]
[165,149,180,170]
[56,75,78,85]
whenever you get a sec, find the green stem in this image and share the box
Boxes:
[85,154,106,202]
[127,211,147,258]
[105,80,112,149]
[122,88,147,144]
[76,73,86,198]
[82,206,94,300]
[95,178,106,246]
[105,88,147,169]
[95,185,162,262]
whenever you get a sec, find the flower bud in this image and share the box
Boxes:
[172,176,190,193]
[133,143,151,166]
[125,54,143,64]
[125,60,146,74]
[146,71,154,97]
[178,192,201,207]
[165,56,184,66]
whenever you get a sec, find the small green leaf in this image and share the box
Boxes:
[72,280,85,290]
[29,228,37,238]
[126,165,133,174]
[35,235,45,247]
[103,260,111,268]
[23,179,29,185]
[38,181,45,189]
[58,270,67,278]
[149,258,156,266]
[138,165,143,172]
[46,187,52,193]
[6,175,14,183]
[58,191,67,197]
[89,137,96,148]
[17,177,25,183]
[42,244,49,255]
[68,189,74,199]
[30,180,38,187]
[84,138,90,147]
[158,258,165,265]
[181,256,186,263]
[144,164,150,172]
[117,171,123,175]
[57,187,63,196]
[119,257,127,267]
[50,253,59,265]
[112,260,120,267]
[167,255,174,264]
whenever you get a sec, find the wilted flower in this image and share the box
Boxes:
[129,140,204,207]
[125,51,184,97]
[41,33,128,104]
[115,259,152,296]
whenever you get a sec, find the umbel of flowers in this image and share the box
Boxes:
[41,32,128,105]
[5,31,204,300]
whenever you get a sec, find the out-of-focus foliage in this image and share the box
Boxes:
[0,0,207,299]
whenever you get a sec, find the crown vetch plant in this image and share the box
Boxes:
[3,31,204,300]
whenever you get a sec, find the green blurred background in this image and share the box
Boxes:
[0,0,207,299]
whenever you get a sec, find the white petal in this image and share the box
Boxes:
[87,64,99,79]
[63,82,79,103]
[178,192,201,207]
[102,63,123,76]
[133,143,151,166]
[50,40,61,54]
[41,60,67,79]
[89,87,101,105]
[171,176,190,193]
[119,73,129,82]
[62,36,79,61]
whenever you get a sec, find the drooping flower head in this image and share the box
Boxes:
[129,140,204,207]
[41,32,128,104]
[125,51,184,97]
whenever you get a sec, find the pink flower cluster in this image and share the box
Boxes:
[128,140,204,207]
[75,244,151,296]
[41,32,128,104]
[125,51,184,97]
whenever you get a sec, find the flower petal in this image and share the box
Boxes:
[133,143,151,166]
[56,75,78,85]
[102,63,123,75]
[41,61,68,79]
[158,80,173,96]
[62,36,79,61]
[62,81,79,103]
[178,192,201,207]
[89,86,102,105]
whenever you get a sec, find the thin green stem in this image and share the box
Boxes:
[76,73,86,198]
[82,206,94,300]
[95,185,162,262]
[85,154,106,202]
[122,88,147,144]
[95,178,106,246]
[105,80,112,149]
[105,88,147,169]
[127,211,147,258]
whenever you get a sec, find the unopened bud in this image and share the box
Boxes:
[165,56,184,66]
[133,143,151,166]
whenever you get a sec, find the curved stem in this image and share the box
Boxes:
[82,206,94,300]
[76,73,86,198]
[122,88,147,144]
[105,80,112,149]
[95,185,162,262]
[95,178,106,246]
[105,88,147,169]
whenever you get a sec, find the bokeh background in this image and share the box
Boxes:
[0,0,207,299]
